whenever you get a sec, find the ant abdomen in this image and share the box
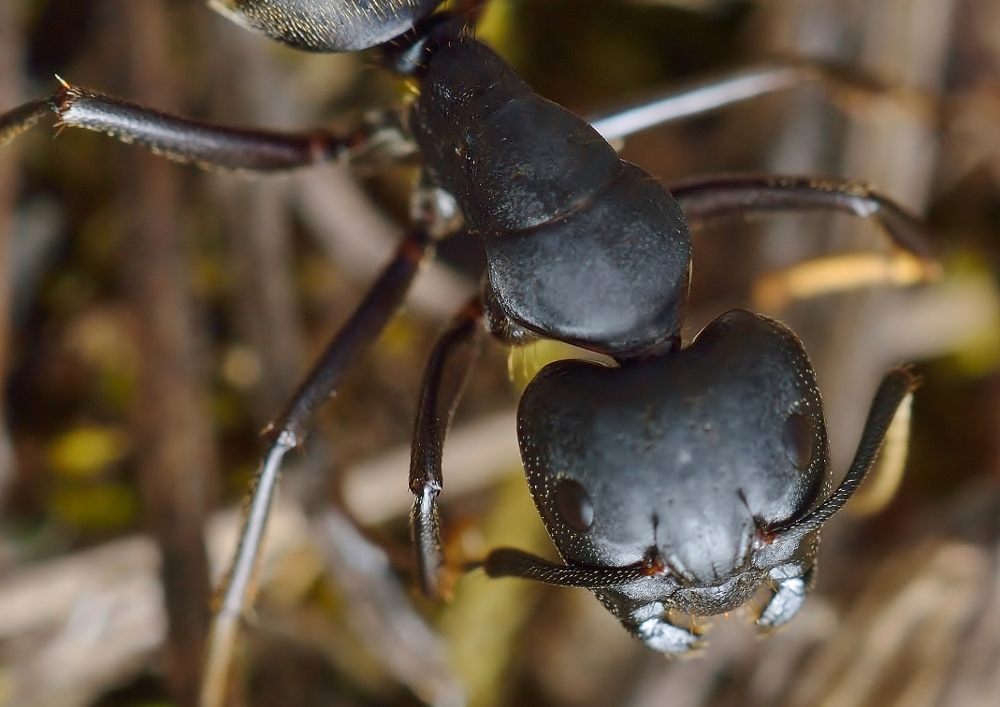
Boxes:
[210,0,442,52]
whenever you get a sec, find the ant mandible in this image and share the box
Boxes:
[0,0,938,701]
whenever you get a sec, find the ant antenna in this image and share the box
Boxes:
[772,368,916,541]
[480,547,650,588]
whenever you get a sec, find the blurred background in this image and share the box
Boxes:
[1,0,1000,705]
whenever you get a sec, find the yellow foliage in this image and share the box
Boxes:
[49,482,139,532]
[48,426,129,479]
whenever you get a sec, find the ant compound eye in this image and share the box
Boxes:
[555,478,594,532]
[782,412,814,469]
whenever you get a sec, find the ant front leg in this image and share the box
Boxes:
[202,186,450,707]
[409,299,484,598]
[669,174,942,306]
[0,80,414,170]
[670,174,937,261]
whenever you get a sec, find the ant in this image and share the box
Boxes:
[0,0,940,703]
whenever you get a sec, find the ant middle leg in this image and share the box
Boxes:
[670,174,937,260]
[201,182,455,707]
[667,173,942,307]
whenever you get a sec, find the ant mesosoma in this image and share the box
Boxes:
[0,0,939,700]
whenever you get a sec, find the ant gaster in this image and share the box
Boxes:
[1,0,935,687]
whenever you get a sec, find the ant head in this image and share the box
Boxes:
[209,0,443,52]
[518,309,829,575]
[485,312,915,652]
[515,310,831,616]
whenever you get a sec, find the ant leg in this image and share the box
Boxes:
[588,59,933,143]
[201,226,434,707]
[590,63,810,141]
[667,174,942,308]
[410,299,484,598]
[0,99,49,145]
[0,81,414,171]
[670,174,936,260]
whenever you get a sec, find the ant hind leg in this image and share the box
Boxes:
[0,81,414,171]
[588,59,934,145]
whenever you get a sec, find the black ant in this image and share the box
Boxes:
[0,0,939,702]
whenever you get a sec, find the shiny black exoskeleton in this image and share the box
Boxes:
[518,310,828,650]
[212,0,918,652]
[2,0,924,662]
[402,21,691,358]
[379,6,916,652]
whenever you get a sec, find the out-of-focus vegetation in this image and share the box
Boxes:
[1,0,1000,706]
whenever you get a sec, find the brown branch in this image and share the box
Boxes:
[0,0,25,508]
[114,1,218,704]
[206,17,306,421]
[0,499,458,707]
